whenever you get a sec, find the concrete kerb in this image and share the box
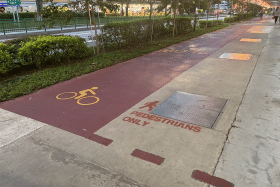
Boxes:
[0,27,101,40]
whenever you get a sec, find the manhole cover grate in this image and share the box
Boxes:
[150,92,228,128]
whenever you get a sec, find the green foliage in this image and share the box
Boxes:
[18,35,88,68]
[73,12,105,18]
[199,19,223,28]
[41,3,75,27]
[0,43,18,74]
[224,17,234,23]
[213,20,219,26]
[0,12,37,20]
[99,17,192,48]
[3,36,34,58]
[217,20,223,25]
[199,20,207,28]
[106,13,121,17]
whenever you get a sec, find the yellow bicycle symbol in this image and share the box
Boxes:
[56,87,100,106]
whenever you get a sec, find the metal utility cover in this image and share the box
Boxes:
[150,92,228,128]
[219,53,252,61]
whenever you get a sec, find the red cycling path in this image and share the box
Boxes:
[0,22,254,142]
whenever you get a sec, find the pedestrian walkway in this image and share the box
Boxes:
[0,16,279,187]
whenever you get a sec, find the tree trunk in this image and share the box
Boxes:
[217,3,219,20]
[121,0,124,16]
[149,0,152,19]
[92,7,99,54]
[89,7,95,54]
[151,14,154,41]
[126,1,129,17]
[36,0,42,21]
[206,1,210,28]
[165,7,167,16]
[173,0,178,36]
[241,4,243,21]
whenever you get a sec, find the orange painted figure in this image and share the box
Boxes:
[139,101,159,111]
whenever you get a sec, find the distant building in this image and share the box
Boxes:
[0,0,163,14]
[0,0,72,13]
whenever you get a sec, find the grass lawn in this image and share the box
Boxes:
[0,23,234,103]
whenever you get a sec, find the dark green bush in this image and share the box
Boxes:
[3,35,38,61]
[224,17,234,23]
[213,20,219,26]
[106,13,121,17]
[199,20,218,28]
[0,12,36,20]
[0,43,18,74]
[100,17,192,48]
[199,20,207,28]
[18,35,88,68]
[42,11,104,19]
[19,12,37,19]
[82,11,105,18]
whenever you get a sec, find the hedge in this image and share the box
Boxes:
[199,20,215,28]
[0,12,37,20]
[224,17,234,23]
[106,13,121,17]
[0,35,90,75]
[42,11,104,19]
[0,43,18,74]
[18,35,88,68]
[100,17,192,48]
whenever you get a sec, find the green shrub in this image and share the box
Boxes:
[199,20,218,28]
[0,12,36,20]
[207,20,213,27]
[19,12,37,19]
[199,20,207,28]
[100,17,192,48]
[213,20,219,26]
[106,13,121,17]
[18,35,88,68]
[0,43,18,74]
[0,13,14,20]
[83,11,105,18]
[233,16,239,21]
[3,36,35,58]
[217,20,223,25]
[224,17,231,23]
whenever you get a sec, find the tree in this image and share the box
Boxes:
[139,0,158,19]
[41,1,75,27]
[205,0,220,27]
[156,0,171,16]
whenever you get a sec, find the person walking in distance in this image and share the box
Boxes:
[260,9,264,19]
[273,7,280,24]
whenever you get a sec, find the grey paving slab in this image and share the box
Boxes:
[213,18,280,187]
[213,159,280,187]
[218,143,280,172]
[0,131,148,187]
